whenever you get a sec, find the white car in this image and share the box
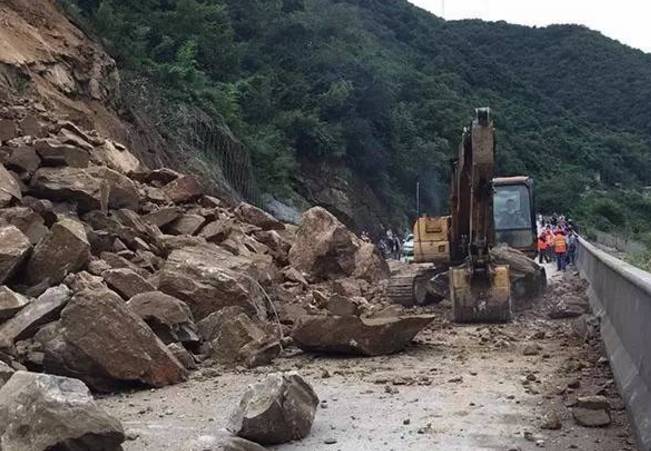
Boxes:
[402,234,414,262]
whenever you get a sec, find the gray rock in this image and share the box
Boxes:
[167,343,197,370]
[0,285,71,349]
[188,432,267,451]
[0,286,30,321]
[572,396,611,427]
[228,372,319,445]
[292,314,435,356]
[0,162,21,207]
[0,360,14,387]
[34,138,90,168]
[0,225,31,284]
[0,371,125,450]
[0,206,49,244]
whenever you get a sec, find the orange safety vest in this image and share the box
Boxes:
[538,236,547,250]
[554,234,567,253]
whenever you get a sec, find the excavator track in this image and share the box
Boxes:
[387,266,447,307]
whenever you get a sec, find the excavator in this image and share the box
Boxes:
[387,107,538,322]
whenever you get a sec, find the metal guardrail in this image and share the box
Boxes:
[576,237,651,450]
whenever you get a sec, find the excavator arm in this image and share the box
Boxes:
[449,108,511,322]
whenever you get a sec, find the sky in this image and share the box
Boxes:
[408,0,651,53]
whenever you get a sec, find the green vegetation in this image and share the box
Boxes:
[61,0,651,234]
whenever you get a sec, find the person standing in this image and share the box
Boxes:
[544,227,554,263]
[537,232,548,264]
[567,229,578,266]
[553,229,568,271]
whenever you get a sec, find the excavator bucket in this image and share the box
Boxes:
[450,263,511,322]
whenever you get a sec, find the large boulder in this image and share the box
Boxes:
[127,291,199,345]
[0,226,31,284]
[0,285,71,350]
[0,371,125,450]
[30,166,139,212]
[292,314,435,356]
[288,207,359,281]
[41,288,187,391]
[158,245,267,321]
[197,306,280,368]
[34,138,90,168]
[162,175,203,203]
[102,268,155,300]
[353,242,390,282]
[234,202,285,231]
[23,218,90,287]
[491,245,546,300]
[2,145,41,175]
[94,140,141,174]
[228,372,318,445]
[0,286,30,321]
[0,163,21,207]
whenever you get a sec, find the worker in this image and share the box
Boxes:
[553,228,568,271]
[544,227,554,262]
[566,229,578,266]
[537,232,548,264]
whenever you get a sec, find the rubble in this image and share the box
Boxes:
[291,314,435,356]
[0,225,31,284]
[228,372,318,445]
[0,163,22,207]
[102,268,156,300]
[0,371,125,450]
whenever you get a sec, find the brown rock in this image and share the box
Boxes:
[127,291,199,345]
[158,246,267,321]
[94,140,140,174]
[288,207,359,281]
[292,314,435,356]
[164,214,206,236]
[143,207,182,228]
[18,115,45,138]
[167,343,197,370]
[0,286,30,321]
[3,145,41,174]
[228,372,318,445]
[353,242,390,282]
[0,285,71,349]
[234,202,285,231]
[102,268,155,300]
[0,163,21,207]
[0,361,14,387]
[324,294,359,316]
[541,410,562,430]
[24,218,90,287]
[0,120,18,143]
[63,271,107,293]
[34,138,90,168]
[130,168,180,185]
[199,218,234,243]
[0,371,125,450]
[30,166,139,213]
[0,226,31,284]
[42,288,187,391]
[197,307,279,367]
[0,206,49,244]
[162,175,203,203]
[572,396,611,427]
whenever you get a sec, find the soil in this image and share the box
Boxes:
[98,264,638,451]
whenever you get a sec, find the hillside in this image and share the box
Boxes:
[57,0,651,238]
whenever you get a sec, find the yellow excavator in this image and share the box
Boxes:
[388,108,537,322]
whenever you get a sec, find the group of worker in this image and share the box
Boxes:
[537,215,578,271]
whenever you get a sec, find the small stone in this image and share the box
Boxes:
[324,438,337,445]
[403,419,411,425]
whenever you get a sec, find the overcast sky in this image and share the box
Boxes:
[409,0,651,53]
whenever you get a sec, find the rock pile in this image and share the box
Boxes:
[0,109,428,449]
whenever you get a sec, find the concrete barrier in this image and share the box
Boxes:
[576,237,651,450]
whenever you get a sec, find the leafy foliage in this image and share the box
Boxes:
[63,0,651,231]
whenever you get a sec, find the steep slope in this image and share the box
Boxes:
[17,0,651,238]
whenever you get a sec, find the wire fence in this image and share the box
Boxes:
[118,74,261,206]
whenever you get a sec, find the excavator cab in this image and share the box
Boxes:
[493,177,537,258]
